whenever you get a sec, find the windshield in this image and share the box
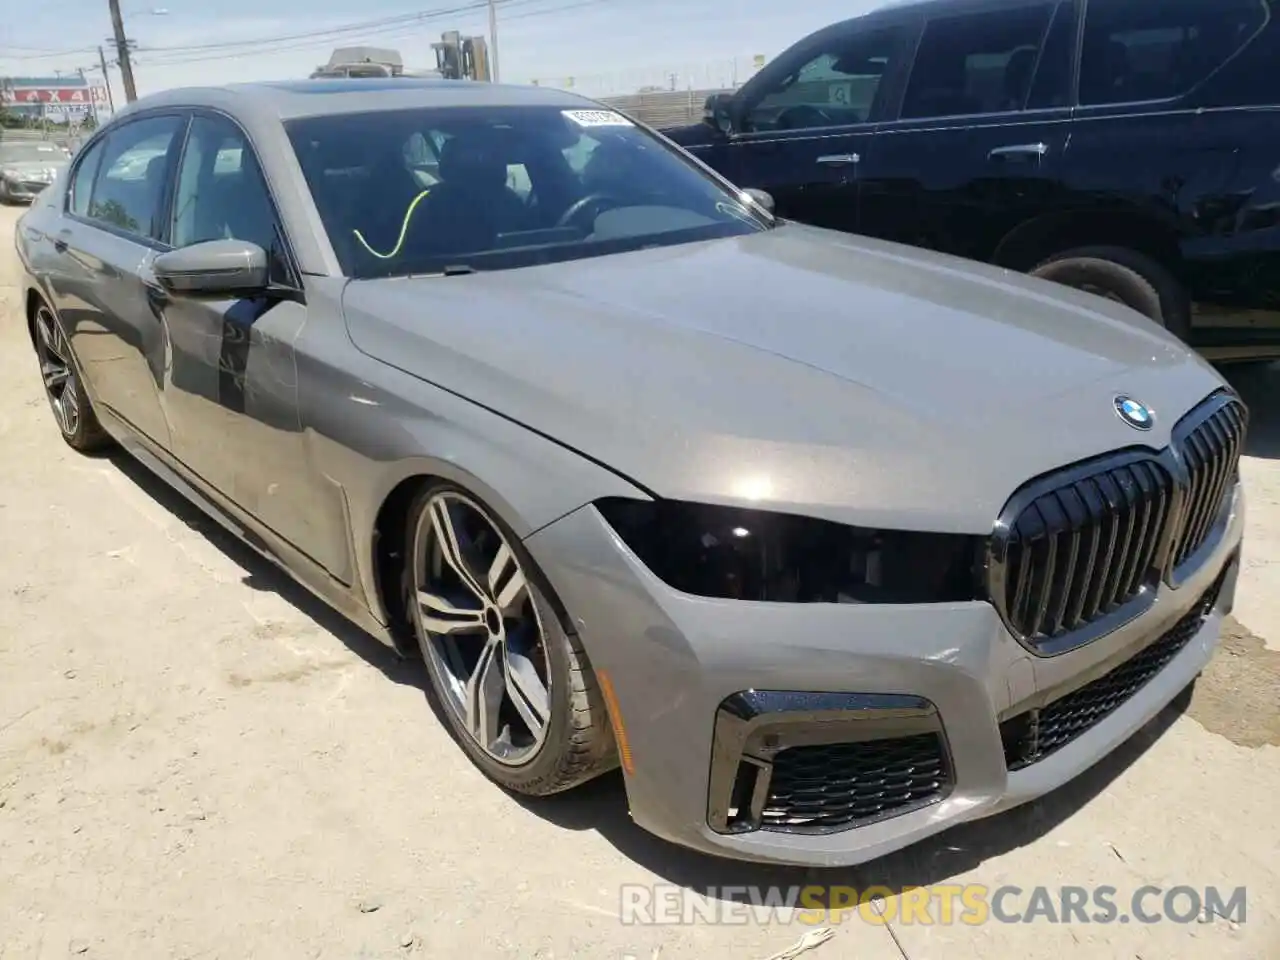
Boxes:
[285,105,772,279]
[0,142,65,164]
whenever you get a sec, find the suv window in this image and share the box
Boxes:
[172,116,276,250]
[744,26,912,131]
[86,115,184,241]
[1079,0,1268,106]
[901,2,1058,119]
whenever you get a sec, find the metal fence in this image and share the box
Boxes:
[595,88,734,128]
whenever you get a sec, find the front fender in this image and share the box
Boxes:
[296,339,651,628]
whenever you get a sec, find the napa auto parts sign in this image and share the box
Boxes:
[0,86,108,105]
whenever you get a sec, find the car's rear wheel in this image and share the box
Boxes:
[32,302,111,453]
[405,483,616,795]
[1029,246,1192,342]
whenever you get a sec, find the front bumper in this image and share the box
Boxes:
[525,485,1243,867]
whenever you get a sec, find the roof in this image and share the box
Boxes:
[116,78,596,123]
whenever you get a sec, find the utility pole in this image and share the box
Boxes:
[107,0,138,103]
[487,0,500,82]
[98,45,117,112]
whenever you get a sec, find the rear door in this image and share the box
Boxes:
[48,112,188,450]
[1065,0,1280,354]
[725,20,918,232]
[856,0,1076,260]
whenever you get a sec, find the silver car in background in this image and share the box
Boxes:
[0,140,70,203]
[16,79,1246,866]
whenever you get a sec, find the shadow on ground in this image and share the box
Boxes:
[103,423,1199,902]
[1223,361,1280,459]
[106,449,424,692]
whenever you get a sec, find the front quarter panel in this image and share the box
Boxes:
[293,278,650,628]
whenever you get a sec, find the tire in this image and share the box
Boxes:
[31,300,112,453]
[1029,246,1192,342]
[404,482,617,796]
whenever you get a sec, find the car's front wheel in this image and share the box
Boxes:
[404,483,617,795]
[32,301,111,453]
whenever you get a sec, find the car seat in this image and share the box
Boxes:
[1002,47,1039,111]
[407,132,529,258]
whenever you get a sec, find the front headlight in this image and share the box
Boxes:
[595,498,984,604]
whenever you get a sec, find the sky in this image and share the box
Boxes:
[0,0,880,100]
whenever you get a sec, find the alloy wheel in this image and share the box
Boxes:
[411,490,553,765]
[34,305,80,437]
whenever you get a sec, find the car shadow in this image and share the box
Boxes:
[1222,360,1280,459]
[105,448,425,692]
[517,689,1192,901]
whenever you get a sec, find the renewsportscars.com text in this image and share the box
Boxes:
[619,884,1248,926]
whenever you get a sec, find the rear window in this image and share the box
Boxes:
[1079,0,1269,105]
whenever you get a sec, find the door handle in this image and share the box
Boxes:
[988,143,1048,160]
[53,230,70,253]
[816,153,861,166]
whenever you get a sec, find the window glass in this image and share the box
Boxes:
[1026,0,1076,109]
[1079,0,1267,105]
[171,114,286,276]
[285,105,769,280]
[902,3,1056,119]
[68,137,106,217]
[744,26,911,131]
[171,115,279,256]
[88,115,184,241]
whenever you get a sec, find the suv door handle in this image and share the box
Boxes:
[53,229,71,253]
[988,143,1048,160]
[816,153,861,165]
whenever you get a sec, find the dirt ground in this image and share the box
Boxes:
[1,202,1277,959]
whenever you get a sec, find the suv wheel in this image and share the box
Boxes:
[1029,246,1192,342]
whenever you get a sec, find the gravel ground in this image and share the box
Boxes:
[1,202,1277,959]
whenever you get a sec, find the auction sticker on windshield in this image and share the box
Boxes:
[562,109,633,128]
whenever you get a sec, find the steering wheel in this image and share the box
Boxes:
[774,104,834,130]
[556,192,622,229]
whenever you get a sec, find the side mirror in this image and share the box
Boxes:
[153,238,269,297]
[703,92,735,136]
[742,187,775,215]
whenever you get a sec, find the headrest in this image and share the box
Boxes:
[437,132,508,189]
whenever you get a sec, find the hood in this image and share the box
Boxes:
[341,224,1226,533]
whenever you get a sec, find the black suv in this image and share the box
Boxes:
[662,0,1280,360]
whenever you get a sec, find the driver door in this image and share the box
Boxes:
[727,20,918,232]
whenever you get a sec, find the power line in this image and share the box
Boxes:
[136,0,611,68]
[0,45,100,62]
[138,0,515,55]
[5,0,615,83]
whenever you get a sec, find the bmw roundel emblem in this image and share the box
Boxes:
[1114,395,1154,431]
